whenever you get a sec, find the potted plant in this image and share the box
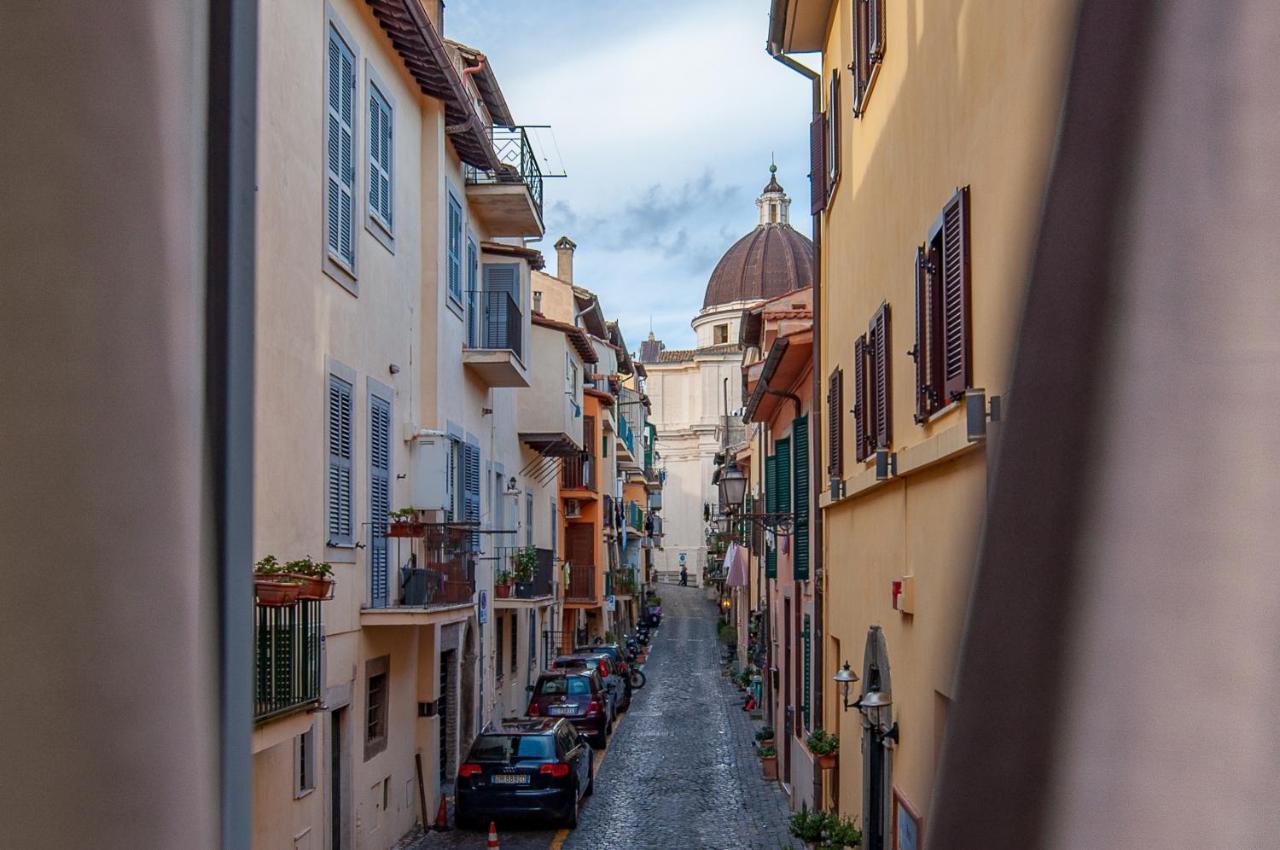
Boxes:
[253,555,303,607]
[494,568,513,598]
[386,508,425,538]
[754,726,775,749]
[757,744,778,780]
[807,729,840,769]
[284,556,335,601]
[511,546,537,596]
[789,807,862,849]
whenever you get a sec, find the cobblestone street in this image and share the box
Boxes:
[406,585,795,850]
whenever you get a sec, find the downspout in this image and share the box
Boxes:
[768,5,828,807]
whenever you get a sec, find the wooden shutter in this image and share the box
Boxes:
[463,442,480,548]
[852,0,870,113]
[368,87,392,228]
[792,417,810,581]
[482,263,519,350]
[809,113,828,215]
[872,303,891,449]
[828,71,841,185]
[775,437,791,516]
[827,368,844,482]
[869,0,884,62]
[327,29,356,267]
[765,453,777,579]
[853,335,868,462]
[327,375,354,545]
[566,523,594,568]
[942,186,972,400]
[913,246,929,421]
[369,394,391,607]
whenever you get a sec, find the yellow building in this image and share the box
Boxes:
[766,0,1076,842]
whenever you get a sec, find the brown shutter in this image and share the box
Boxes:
[873,303,891,448]
[852,0,870,113]
[869,0,884,62]
[941,186,972,400]
[853,335,867,462]
[827,367,843,480]
[809,113,828,215]
[913,246,929,422]
[828,71,841,184]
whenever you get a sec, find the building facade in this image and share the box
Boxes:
[766,0,1076,843]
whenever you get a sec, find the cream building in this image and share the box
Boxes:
[643,170,814,586]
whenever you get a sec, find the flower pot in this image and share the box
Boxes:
[385,521,425,538]
[254,578,303,607]
[495,583,512,599]
[759,755,778,780]
[818,752,837,770]
[515,581,534,598]
[291,574,334,601]
[759,738,775,749]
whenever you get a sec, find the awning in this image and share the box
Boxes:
[724,543,749,588]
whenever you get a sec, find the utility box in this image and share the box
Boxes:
[409,432,452,511]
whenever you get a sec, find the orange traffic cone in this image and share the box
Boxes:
[433,794,450,832]
[487,820,500,848]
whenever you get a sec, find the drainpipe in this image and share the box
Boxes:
[768,8,828,808]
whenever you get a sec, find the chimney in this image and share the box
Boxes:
[532,291,543,313]
[554,236,576,284]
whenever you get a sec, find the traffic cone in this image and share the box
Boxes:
[487,820,500,848]
[433,794,450,832]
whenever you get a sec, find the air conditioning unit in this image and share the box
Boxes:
[409,431,453,511]
[564,498,582,519]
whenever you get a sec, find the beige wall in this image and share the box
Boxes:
[816,0,1075,829]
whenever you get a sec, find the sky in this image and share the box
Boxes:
[446,0,817,351]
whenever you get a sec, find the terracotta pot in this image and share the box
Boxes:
[290,574,334,601]
[495,583,513,599]
[818,752,837,770]
[385,521,425,538]
[759,755,778,780]
[758,737,775,749]
[254,578,303,607]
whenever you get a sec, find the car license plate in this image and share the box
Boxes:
[490,774,529,785]
[548,704,574,715]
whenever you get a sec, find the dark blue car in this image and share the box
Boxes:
[454,718,594,829]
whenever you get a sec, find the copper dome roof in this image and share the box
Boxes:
[702,223,814,309]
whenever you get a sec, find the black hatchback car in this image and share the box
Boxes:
[454,718,594,829]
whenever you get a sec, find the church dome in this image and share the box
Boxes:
[702,166,815,309]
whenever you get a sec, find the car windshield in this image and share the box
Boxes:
[553,657,588,669]
[537,676,589,696]
[469,735,555,762]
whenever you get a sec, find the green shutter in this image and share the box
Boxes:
[802,614,811,728]
[793,416,810,581]
[775,437,791,515]
[765,453,777,579]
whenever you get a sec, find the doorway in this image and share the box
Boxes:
[439,649,455,787]
[783,597,792,786]
[330,707,346,850]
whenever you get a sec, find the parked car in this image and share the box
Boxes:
[454,718,594,829]
[554,652,628,714]
[526,670,611,748]
[574,644,636,705]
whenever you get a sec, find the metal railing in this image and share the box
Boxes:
[495,546,555,599]
[254,599,322,723]
[617,414,635,456]
[561,450,594,490]
[463,126,544,221]
[468,290,523,360]
[565,562,596,601]
[398,556,475,607]
[627,501,643,532]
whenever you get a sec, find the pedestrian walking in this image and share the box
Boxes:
[680,565,688,586]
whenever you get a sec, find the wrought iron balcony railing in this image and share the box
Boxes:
[561,450,594,491]
[463,126,544,221]
[397,555,475,607]
[565,562,596,601]
[255,599,322,723]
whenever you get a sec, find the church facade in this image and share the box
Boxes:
[642,169,814,585]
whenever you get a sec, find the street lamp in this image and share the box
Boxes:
[833,661,860,710]
[717,460,748,510]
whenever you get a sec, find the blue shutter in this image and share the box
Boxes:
[466,239,479,347]
[447,195,462,301]
[327,27,356,268]
[327,375,354,545]
[463,442,480,549]
[369,394,391,607]
[792,416,810,581]
[482,263,520,351]
[368,86,392,229]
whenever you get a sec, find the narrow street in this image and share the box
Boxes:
[410,585,795,850]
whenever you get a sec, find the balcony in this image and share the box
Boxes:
[255,599,321,723]
[495,546,555,605]
[519,321,587,457]
[463,126,544,237]
[627,501,644,534]
[463,291,528,388]
[565,562,597,602]
[616,414,639,469]
[560,451,595,492]
[362,525,477,625]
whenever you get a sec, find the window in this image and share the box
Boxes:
[295,726,316,797]
[827,367,844,493]
[853,303,892,460]
[369,391,391,607]
[367,79,393,235]
[463,442,480,549]
[465,237,479,347]
[913,187,972,420]
[827,70,841,188]
[447,193,462,303]
[496,616,505,684]
[324,21,357,284]
[364,656,389,760]
[809,109,828,215]
[713,324,729,345]
[327,374,354,546]
[851,0,885,116]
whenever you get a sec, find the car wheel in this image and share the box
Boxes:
[563,783,579,828]
[585,760,595,796]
